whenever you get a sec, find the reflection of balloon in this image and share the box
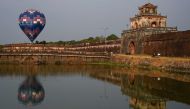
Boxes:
[19,9,46,43]
[18,76,45,106]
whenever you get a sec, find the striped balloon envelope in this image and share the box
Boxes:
[19,9,46,43]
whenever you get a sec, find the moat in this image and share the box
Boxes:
[0,64,190,109]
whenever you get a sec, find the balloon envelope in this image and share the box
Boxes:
[19,9,46,43]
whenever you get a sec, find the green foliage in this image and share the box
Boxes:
[95,36,105,42]
[87,37,95,43]
[41,33,119,46]
[67,40,77,45]
[35,40,47,44]
[0,45,3,52]
[35,40,39,44]
[81,36,107,43]
[90,62,130,67]
[57,41,64,44]
[106,34,119,40]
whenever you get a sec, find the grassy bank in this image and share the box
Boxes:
[111,54,190,73]
[89,61,130,67]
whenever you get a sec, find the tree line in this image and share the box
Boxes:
[35,34,119,45]
[0,45,3,52]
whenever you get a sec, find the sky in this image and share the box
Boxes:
[0,0,190,44]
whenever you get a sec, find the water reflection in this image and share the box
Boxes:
[129,97,166,109]
[89,68,190,108]
[0,65,190,109]
[122,73,166,109]
[18,76,45,106]
[120,72,190,106]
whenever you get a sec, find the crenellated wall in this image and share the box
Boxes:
[1,39,121,54]
[0,54,110,65]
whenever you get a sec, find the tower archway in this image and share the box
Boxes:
[128,41,135,55]
[135,22,138,29]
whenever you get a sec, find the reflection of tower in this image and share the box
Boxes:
[121,73,166,109]
[129,97,166,109]
[18,76,45,106]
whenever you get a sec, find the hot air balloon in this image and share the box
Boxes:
[19,9,46,43]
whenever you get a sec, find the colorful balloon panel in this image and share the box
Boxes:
[19,9,46,43]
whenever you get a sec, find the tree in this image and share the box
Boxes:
[39,40,46,44]
[80,39,88,43]
[80,37,96,43]
[0,45,3,52]
[94,36,105,43]
[57,40,65,44]
[35,40,39,44]
[106,34,119,40]
[87,37,95,43]
[68,40,77,45]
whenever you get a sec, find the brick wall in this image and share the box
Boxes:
[143,30,190,57]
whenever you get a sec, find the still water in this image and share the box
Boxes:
[0,64,190,109]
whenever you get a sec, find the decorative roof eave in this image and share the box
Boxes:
[130,15,167,21]
[139,3,157,10]
[122,27,178,34]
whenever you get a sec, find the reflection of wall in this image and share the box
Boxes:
[129,97,166,109]
[121,73,166,109]
[1,64,190,106]
[121,74,190,106]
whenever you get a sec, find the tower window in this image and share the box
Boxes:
[151,22,157,27]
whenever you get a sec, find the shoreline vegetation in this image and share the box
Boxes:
[89,54,190,73]
[110,54,190,73]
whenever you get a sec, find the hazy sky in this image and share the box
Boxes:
[0,0,190,44]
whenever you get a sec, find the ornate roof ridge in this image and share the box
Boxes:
[139,3,157,9]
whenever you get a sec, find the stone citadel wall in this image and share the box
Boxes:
[143,30,190,57]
